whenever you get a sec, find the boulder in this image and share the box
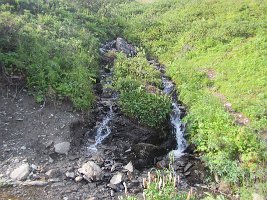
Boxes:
[54,142,70,155]
[110,172,123,185]
[10,163,30,181]
[78,161,103,181]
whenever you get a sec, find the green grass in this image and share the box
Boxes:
[113,0,267,189]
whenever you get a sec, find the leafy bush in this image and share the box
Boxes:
[113,52,171,127]
[0,0,122,109]
[119,88,171,127]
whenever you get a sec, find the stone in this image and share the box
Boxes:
[10,163,30,181]
[78,161,103,181]
[87,197,98,200]
[54,142,70,155]
[116,37,136,57]
[156,160,167,169]
[184,171,191,176]
[110,173,123,185]
[45,169,61,178]
[124,162,134,173]
[75,176,83,182]
[20,146,26,150]
[31,164,38,171]
[184,162,193,172]
[66,171,75,179]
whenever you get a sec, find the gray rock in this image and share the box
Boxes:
[66,171,75,179]
[75,176,83,182]
[124,162,134,173]
[78,161,103,181]
[45,169,61,178]
[116,37,136,57]
[87,197,98,200]
[10,163,30,181]
[184,162,193,172]
[54,142,70,154]
[110,172,122,185]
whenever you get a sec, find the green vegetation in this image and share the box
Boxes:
[1,0,266,198]
[114,52,171,127]
[121,169,195,200]
[0,0,122,109]
[113,0,267,192]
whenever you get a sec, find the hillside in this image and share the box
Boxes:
[0,0,266,199]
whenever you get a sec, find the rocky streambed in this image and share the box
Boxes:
[0,38,206,200]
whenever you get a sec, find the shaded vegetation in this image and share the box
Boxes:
[0,0,123,108]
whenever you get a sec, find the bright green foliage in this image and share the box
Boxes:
[114,0,267,184]
[119,89,171,127]
[114,52,171,127]
[0,0,122,109]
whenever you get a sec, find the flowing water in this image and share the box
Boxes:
[162,76,188,158]
[88,104,114,151]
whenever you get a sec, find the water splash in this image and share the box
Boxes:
[88,104,114,151]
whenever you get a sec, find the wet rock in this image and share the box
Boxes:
[110,172,123,185]
[116,37,136,57]
[124,162,134,173]
[10,163,30,181]
[133,143,161,160]
[184,162,193,172]
[78,161,103,181]
[54,142,70,155]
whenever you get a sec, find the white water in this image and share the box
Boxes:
[162,77,188,158]
[88,104,114,151]
[170,102,188,158]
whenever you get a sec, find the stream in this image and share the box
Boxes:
[87,38,188,160]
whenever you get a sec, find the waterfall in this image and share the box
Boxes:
[162,77,188,158]
[88,104,114,151]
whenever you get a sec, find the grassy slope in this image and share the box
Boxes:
[115,0,267,184]
[0,0,122,109]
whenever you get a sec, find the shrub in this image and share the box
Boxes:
[113,52,171,127]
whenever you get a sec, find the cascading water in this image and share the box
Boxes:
[88,104,114,151]
[162,77,188,158]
